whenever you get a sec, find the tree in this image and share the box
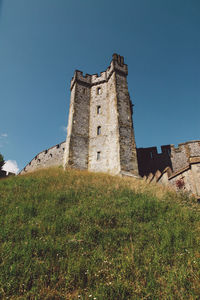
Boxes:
[0,153,4,170]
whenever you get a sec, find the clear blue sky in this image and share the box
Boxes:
[0,0,200,172]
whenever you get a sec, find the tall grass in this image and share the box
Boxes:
[0,167,199,299]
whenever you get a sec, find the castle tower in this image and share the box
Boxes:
[63,54,138,176]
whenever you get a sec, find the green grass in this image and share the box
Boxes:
[0,167,199,299]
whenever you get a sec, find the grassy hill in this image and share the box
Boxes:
[0,168,199,299]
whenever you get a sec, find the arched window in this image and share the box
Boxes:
[97,126,101,135]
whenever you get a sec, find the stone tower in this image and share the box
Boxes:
[63,54,138,176]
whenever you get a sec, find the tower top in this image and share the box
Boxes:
[70,54,128,90]
[112,53,125,65]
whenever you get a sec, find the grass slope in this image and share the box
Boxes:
[0,168,200,299]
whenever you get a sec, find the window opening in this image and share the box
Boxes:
[97,87,101,95]
[97,126,101,135]
[97,105,101,114]
[97,151,101,160]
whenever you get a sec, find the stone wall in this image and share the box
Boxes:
[137,145,172,177]
[190,161,200,195]
[171,141,200,172]
[88,72,120,174]
[162,160,200,196]
[20,141,65,174]
[168,166,195,194]
[115,71,138,175]
[64,78,90,170]
[137,141,200,177]
[142,154,200,197]
[64,53,138,175]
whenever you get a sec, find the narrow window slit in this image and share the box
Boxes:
[97,87,101,95]
[97,105,101,114]
[97,151,101,160]
[97,126,101,135]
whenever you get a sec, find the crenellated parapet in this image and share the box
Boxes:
[170,140,200,156]
[70,53,128,90]
[137,145,172,177]
[170,141,200,172]
[91,71,107,85]
[20,141,66,174]
[137,140,200,177]
[70,70,92,89]
[112,53,128,76]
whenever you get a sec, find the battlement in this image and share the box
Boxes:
[91,71,107,84]
[70,70,92,89]
[137,140,200,177]
[20,141,66,174]
[170,140,200,156]
[138,141,200,157]
[137,145,171,158]
[111,53,128,76]
[70,53,128,90]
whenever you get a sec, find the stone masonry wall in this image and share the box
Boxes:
[137,141,200,177]
[115,72,138,175]
[20,142,65,174]
[137,146,172,177]
[64,80,90,170]
[190,162,200,195]
[189,141,200,156]
[165,158,200,197]
[88,72,120,174]
[171,141,200,172]
[170,144,189,172]
[64,53,138,175]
